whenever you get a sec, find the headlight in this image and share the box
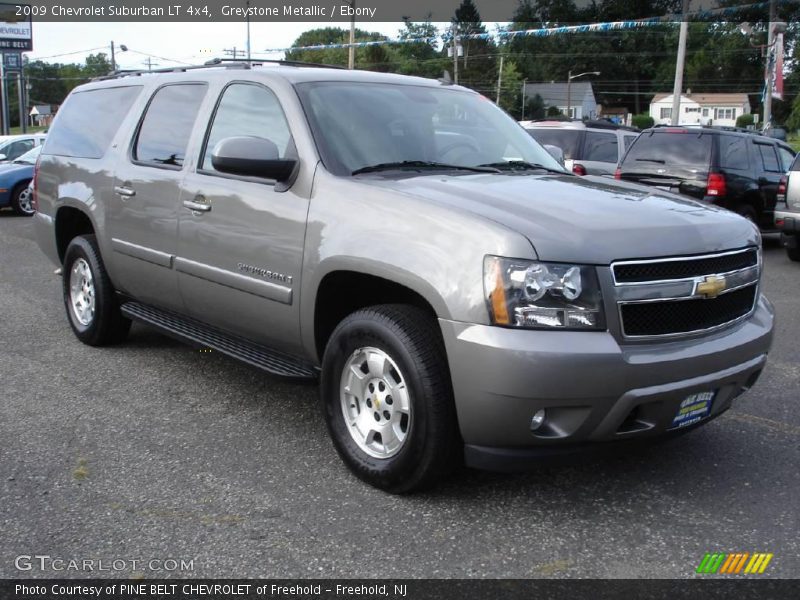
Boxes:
[484,256,605,330]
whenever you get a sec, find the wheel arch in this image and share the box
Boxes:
[55,204,97,263]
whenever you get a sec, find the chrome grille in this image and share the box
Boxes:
[612,248,760,339]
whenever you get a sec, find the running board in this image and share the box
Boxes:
[120,301,319,381]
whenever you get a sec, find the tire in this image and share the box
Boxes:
[733,204,758,225]
[321,304,460,493]
[10,182,34,216]
[62,234,131,346]
[788,246,800,262]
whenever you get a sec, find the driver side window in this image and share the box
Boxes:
[202,83,293,172]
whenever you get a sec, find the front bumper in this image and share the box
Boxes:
[439,294,774,470]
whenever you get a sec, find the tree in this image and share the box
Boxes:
[525,93,546,120]
[394,19,446,78]
[498,60,523,118]
[450,0,496,94]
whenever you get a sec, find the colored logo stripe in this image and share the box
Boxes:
[697,553,773,574]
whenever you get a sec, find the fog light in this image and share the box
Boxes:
[530,409,546,431]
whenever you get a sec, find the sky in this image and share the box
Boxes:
[26,21,450,69]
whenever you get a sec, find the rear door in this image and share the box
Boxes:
[107,82,208,311]
[618,130,712,196]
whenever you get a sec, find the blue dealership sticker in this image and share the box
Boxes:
[670,391,715,429]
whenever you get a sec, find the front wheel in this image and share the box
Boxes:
[321,305,459,493]
[62,234,131,346]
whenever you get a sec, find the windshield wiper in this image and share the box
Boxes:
[351,160,500,175]
[635,158,666,164]
[478,160,566,175]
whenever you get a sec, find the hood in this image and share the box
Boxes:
[357,172,759,264]
[0,163,34,179]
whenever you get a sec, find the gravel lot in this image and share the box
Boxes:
[1,211,797,579]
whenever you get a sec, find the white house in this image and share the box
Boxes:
[524,82,598,120]
[649,93,751,127]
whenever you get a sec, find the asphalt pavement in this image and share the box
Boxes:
[1,211,798,579]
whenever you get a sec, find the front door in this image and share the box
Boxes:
[176,82,308,355]
[107,82,208,311]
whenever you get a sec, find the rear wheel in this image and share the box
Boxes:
[10,182,34,216]
[733,204,758,225]
[321,304,459,493]
[62,234,131,346]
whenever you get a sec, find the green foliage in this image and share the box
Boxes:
[787,94,800,133]
[498,61,524,118]
[525,93,546,120]
[631,114,655,129]
[547,105,562,117]
[735,113,755,128]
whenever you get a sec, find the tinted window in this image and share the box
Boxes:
[135,84,207,167]
[526,129,582,159]
[583,131,618,162]
[718,135,749,170]
[2,139,33,160]
[777,146,795,172]
[622,131,712,170]
[791,153,800,172]
[623,135,638,150]
[43,86,142,159]
[755,143,780,172]
[202,83,292,172]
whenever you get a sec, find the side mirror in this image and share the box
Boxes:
[543,144,565,167]
[211,136,297,182]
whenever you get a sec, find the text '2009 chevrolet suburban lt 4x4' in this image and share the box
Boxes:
[32,62,774,493]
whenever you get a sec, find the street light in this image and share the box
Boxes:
[110,42,128,72]
[567,70,600,120]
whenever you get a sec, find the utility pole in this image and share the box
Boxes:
[0,60,8,135]
[496,55,504,105]
[246,0,252,62]
[224,47,241,60]
[110,40,116,71]
[671,0,690,125]
[451,24,459,85]
[521,78,527,120]
[143,57,159,71]
[763,0,776,130]
[347,0,355,69]
[16,72,24,133]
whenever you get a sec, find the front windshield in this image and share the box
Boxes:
[14,146,41,164]
[295,81,565,176]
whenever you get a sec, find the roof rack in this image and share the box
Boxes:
[93,57,343,81]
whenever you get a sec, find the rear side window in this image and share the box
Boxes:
[623,135,638,150]
[777,146,794,171]
[43,86,142,159]
[718,135,749,170]
[583,131,618,162]
[134,84,207,168]
[622,132,712,168]
[755,143,781,172]
[526,129,581,159]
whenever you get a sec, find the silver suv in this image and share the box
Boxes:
[775,153,800,261]
[32,62,773,492]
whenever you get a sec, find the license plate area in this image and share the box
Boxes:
[670,391,716,429]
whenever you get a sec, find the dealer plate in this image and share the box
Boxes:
[670,391,716,429]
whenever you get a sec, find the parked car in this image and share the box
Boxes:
[0,133,46,163]
[0,145,41,216]
[520,119,640,176]
[775,152,800,261]
[34,63,772,492]
[616,127,795,229]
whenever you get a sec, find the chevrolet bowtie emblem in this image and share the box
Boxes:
[697,275,727,299]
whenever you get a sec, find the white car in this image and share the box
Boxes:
[0,134,47,163]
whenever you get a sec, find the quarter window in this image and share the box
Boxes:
[755,143,781,172]
[718,135,749,170]
[583,131,618,163]
[202,83,293,173]
[777,147,795,172]
[134,84,207,167]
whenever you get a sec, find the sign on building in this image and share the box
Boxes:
[0,3,33,52]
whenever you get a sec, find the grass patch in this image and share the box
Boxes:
[788,134,800,153]
[7,126,47,135]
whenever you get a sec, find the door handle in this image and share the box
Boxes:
[114,186,136,197]
[183,199,211,213]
